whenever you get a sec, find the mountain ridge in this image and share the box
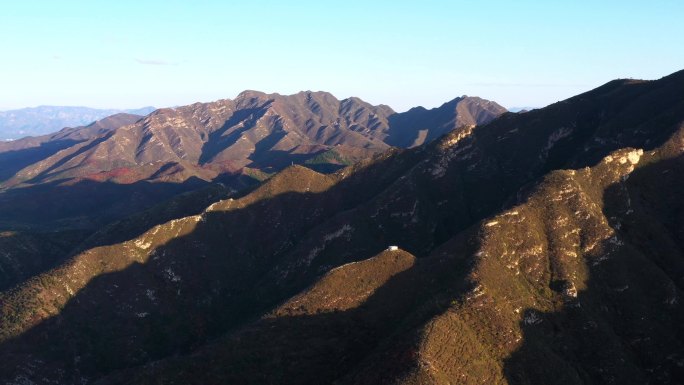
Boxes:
[1,71,683,383]
[1,92,505,186]
[0,91,505,231]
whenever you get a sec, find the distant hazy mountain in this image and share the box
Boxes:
[0,105,156,140]
[508,106,538,113]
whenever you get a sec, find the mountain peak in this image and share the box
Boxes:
[236,89,274,100]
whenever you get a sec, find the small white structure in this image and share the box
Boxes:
[387,245,399,251]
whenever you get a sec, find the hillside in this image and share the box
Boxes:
[0,70,682,384]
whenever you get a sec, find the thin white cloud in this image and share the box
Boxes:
[464,82,589,88]
[135,58,178,66]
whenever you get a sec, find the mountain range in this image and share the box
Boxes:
[0,106,156,140]
[1,71,684,384]
[0,92,505,231]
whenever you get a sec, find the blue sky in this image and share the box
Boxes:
[1,0,682,111]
